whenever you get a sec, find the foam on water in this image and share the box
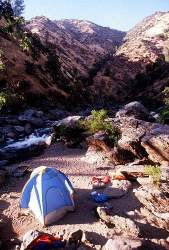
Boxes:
[5,134,52,150]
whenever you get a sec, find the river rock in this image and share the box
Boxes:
[14,126,25,133]
[5,115,21,125]
[18,109,44,127]
[47,108,69,120]
[24,123,33,135]
[7,131,17,139]
[103,237,143,250]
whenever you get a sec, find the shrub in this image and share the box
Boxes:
[19,35,31,52]
[80,109,120,146]
[0,90,24,111]
[0,60,5,71]
[81,109,108,133]
[159,108,169,124]
[144,165,161,185]
[0,49,5,71]
[0,92,7,110]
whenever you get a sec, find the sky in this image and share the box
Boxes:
[24,0,169,31]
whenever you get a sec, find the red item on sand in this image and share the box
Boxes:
[27,234,65,250]
[92,176,110,184]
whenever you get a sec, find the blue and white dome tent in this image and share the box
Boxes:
[20,166,75,226]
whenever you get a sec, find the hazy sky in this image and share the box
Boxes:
[24,0,169,31]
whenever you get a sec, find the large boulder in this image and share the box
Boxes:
[86,131,112,153]
[116,117,169,164]
[81,146,111,165]
[84,129,142,165]
[53,116,85,147]
[53,115,82,127]
[83,116,169,165]
[141,125,169,164]
[116,101,151,121]
[116,117,149,160]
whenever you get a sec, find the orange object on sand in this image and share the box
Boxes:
[112,175,127,181]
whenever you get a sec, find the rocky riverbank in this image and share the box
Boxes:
[0,101,169,249]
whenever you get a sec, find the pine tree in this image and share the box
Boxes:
[12,0,24,16]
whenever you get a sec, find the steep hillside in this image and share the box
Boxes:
[26,17,125,78]
[90,11,169,106]
[117,11,169,62]
[1,12,169,110]
[0,16,86,110]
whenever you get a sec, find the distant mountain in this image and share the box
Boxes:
[26,17,125,78]
[117,11,169,62]
[1,12,169,110]
[90,11,169,106]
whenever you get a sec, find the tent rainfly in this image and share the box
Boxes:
[20,166,75,226]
